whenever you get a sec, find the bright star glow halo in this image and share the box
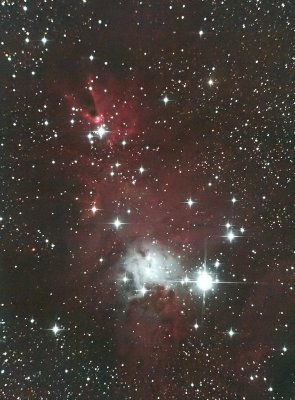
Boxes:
[196,270,213,291]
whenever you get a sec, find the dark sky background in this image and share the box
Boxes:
[1,0,295,399]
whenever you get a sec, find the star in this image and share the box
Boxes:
[140,286,147,296]
[208,78,214,86]
[228,328,235,337]
[41,37,47,45]
[112,217,123,230]
[91,205,98,214]
[196,270,213,291]
[96,125,108,138]
[139,166,145,174]
[162,96,170,105]
[186,198,195,208]
[181,275,190,284]
[227,230,236,242]
[51,324,61,335]
[199,30,204,37]
[231,197,237,204]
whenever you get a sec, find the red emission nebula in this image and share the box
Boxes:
[2,2,295,399]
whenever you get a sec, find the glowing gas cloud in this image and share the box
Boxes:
[120,241,182,294]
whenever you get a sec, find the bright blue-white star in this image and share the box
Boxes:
[197,270,213,291]
[96,124,108,138]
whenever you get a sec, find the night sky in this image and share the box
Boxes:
[1,1,295,399]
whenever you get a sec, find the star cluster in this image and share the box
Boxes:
[1,1,295,399]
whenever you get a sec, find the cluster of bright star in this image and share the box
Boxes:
[87,124,109,144]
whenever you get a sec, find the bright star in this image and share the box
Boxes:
[199,30,204,37]
[227,230,236,242]
[228,328,235,337]
[186,198,195,208]
[41,37,47,45]
[113,217,123,230]
[197,270,213,291]
[139,166,145,174]
[91,205,98,214]
[231,197,237,204]
[51,324,61,335]
[162,96,170,105]
[208,78,214,86]
[96,124,108,138]
[140,286,147,296]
